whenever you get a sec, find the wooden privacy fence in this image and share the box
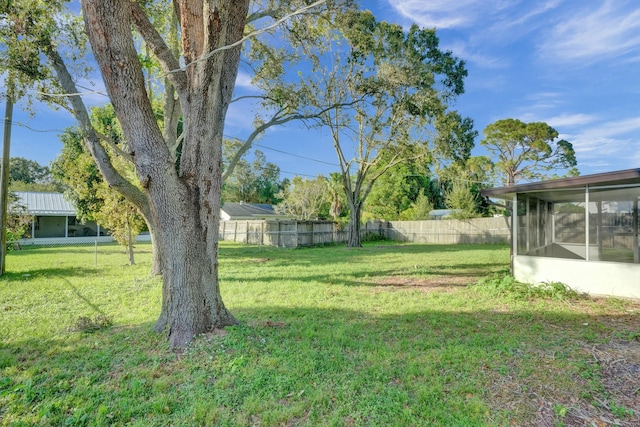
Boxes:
[219,217,512,248]
[219,220,345,248]
[383,217,511,244]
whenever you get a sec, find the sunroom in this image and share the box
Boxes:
[481,168,640,299]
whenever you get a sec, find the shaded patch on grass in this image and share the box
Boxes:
[68,314,113,333]
[374,275,475,292]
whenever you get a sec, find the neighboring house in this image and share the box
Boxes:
[13,191,111,245]
[482,168,640,299]
[220,202,291,221]
[12,194,288,245]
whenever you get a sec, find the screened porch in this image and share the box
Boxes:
[482,168,640,299]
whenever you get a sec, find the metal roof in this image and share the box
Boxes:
[14,192,76,216]
[481,168,640,199]
[222,202,277,219]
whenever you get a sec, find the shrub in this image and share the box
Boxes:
[473,270,582,301]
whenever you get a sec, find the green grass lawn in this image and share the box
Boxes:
[1,242,639,426]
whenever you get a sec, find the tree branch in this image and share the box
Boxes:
[178,0,329,73]
[130,2,188,101]
[223,99,362,181]
[95,130,134,163]
[43,45,149,213]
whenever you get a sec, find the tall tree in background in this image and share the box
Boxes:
[364,149,432,221]
[275,175,330,220]
[222,147,284,204]
[481,118,578,186]
[8,158,51,185]
[7,158,62,192]
[437,156,493,217]
[254,10,474,246]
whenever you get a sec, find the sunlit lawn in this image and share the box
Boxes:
[1,241,638,426]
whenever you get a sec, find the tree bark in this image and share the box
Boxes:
[82,0,248,348]
[347,201,362,247]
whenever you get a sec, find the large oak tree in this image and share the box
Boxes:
[2,0,347,348]
[79,0,250,348]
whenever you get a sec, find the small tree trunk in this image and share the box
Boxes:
[126,212,135,265]
[0,82,13,275]
[347,202,362,247]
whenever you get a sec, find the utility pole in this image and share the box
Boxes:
[0,81,14,275]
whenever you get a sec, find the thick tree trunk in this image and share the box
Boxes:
[151,197,237,347]
[82,0,248,349]
[347,202,362,247]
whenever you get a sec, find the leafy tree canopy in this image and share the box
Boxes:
[275,175,331,220]
[481,118,578,185]
[222,143,285,204]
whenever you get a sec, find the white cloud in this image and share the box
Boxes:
[386,0,559,36]
[387,0,484,29]
[539,1,640,63]
[235,71,255,90]
[566,116,640,161]
[544,113,598,129]
[225,101,255,132]
[583,116,640,138]
[446,41,508,69]
[499,0,560,29]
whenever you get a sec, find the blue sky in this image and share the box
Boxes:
[4,0,640,183]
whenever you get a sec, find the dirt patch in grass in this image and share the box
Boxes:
[374,275,479,292]
[533,339,640,427]
[484,298,640,427]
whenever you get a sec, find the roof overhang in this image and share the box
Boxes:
[481,168,640,200]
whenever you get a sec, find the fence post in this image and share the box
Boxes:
[277,221,281,248]
[234,221,238,242]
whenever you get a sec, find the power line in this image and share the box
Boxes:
[252,162,323,179]
[8,121,64,133]
[253,142,338,166]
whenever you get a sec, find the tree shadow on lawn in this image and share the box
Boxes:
[2,303,638,426]
[0,266,101,281]
[220,261,505,290]
[219,242,509,259]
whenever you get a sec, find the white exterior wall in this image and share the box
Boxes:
[514,255,640,299]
